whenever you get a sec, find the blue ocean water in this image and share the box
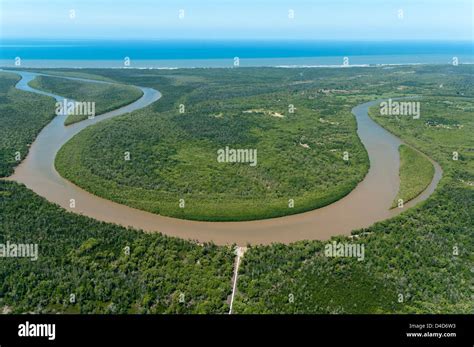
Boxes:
[0,39,472,67]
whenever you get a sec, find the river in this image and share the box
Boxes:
[6,70,442,245]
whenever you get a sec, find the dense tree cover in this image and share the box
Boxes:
[53,65,472,221]
[0,71,55,177]
[234,183,472,313]
[234,68,473,313]
[2,66,471,314]
[233,241,402,314]
[56,91,369,220]
[54,68,392,221]
[0,181,234,314]
[28,75,143,125]
[392,145,435,208]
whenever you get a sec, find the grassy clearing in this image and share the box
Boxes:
[392,145,435,208]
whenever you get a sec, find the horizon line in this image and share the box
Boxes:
[1,37,473,42]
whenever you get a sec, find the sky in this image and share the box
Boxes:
[0,0,472,41]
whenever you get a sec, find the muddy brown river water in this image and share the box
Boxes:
[5,70,442,245]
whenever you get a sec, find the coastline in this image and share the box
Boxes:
[1,54,472,69]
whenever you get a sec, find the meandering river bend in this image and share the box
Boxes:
[5,70,442,245]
